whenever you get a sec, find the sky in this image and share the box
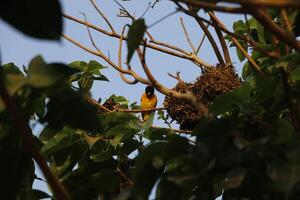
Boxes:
[0,0,243,199]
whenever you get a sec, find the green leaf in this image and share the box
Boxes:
[90,140,114,162]
[144,127,173,141]
[126,19,147,63]
[255,75,284,114]
[92,74,109,82]
[68,61,88,71]
[267,164,300,196]
[52,141,87,176]
[18,189,51,200]
[86,60,107,74]
[39,126,58,143]
[34,96,46,118]
[101,112,138,130]
[233,20,246,34]
[210,82,252,115]
[104,123,139,136]
[133,136,190,199]
[40,128,81,156]
[109,134,124,148]
[116,138,140,155]
[42,87,102,133]
[290,67,300,83]
[221,168,246,190]
[0,0,62,39]
[248,18,265,44]
[27,56,71,88]
[0,63,26,112]
[142,112,155,130]
[156,176,181,200]
[78,76,94,91]
[31,189,51,199]
[236,47,245,62]
[1,63,24,75]
[110,94,129,105]
[90,171,119,192]
[270,119,295,145]
[133,143,166,199]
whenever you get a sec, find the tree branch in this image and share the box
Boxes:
[209,14,262,75]
[249,8,300,51]
[173,0,245,13]
[196,22,209,55]
[62,34,150,85]
[226,0,300,9]
[116,107,166,113]
[176,0,300,10]
[209,12,232,66]
[180,17,197,54]
[90,0,116,33]
[63,14,213,68]
[177,6,279,59]
[185,5,225,66]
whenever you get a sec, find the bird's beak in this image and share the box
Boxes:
[147,92,151,97]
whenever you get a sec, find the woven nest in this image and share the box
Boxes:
[164,65,241,130]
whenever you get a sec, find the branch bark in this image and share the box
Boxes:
[249,8,300,51]
[209,12,232,66]
[63,14,212,68]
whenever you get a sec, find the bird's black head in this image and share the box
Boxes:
[145,86,155,97]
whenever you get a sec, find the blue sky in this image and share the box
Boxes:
[0,0,243,198]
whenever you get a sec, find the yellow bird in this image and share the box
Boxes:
[141,86,157,121]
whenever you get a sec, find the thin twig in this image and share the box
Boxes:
[62,34,150,85]
[151,0,160,8]
[151,126,193,135]
[0,81,71,200]
[90,0,116,33]
[280,9,292,32]
[180,17,197,54]
[81,12,101,53]
[185,4,225,66]
[209,14,262,74]
[87,97,113,113]
[63,14,212,67]
[280,9,293,54]
[116,107,166,113]
[114,0,135,20]
[244,12,251,37]
[176,7,279,58]
[148,10,178,29]
[140,2,152,19]
[168,72,183,82]
[196,23,209,55]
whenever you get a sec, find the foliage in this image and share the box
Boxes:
[1,1,300,200]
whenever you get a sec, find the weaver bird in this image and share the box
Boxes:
[141,86,157,121]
